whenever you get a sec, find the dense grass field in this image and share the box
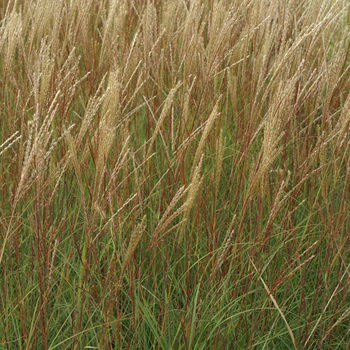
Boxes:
[1,0,350,348]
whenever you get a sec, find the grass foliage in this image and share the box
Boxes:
[1,0,350,348]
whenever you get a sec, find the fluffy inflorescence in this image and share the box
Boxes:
[1,0,350,349]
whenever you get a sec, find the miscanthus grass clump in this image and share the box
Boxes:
[1,0,350,349]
